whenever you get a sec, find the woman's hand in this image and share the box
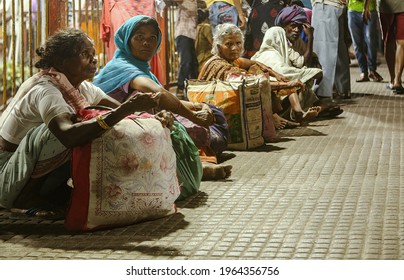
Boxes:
[274,72,289,82]
[154,110,174,130]
[257,62,289,82]
[193,107,215,127]
[287,79,305,92]
[122,92,159,112]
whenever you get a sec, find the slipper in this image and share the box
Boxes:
[284,120,300,129]
[317,106,343,118]
[369,71,383,82]
[9,207,66,221]
[356,74,369,83]
[393,86,404,94]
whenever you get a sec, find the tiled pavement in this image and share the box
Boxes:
[0,62,403,260]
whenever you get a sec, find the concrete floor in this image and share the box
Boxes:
[0,62,403,260]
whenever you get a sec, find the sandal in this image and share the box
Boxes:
[393,86,404,94]
[356,73,369,83]
[317,106,344,118]
[369,71,383,82]
[9,207,66,221]
[284,120,300,129]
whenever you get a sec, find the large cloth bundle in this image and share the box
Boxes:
[65,109,181,231]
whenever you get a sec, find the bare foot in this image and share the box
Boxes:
[272,113,288,129]
[293,106,321,124]
[202,163,232,180]
[273,113,299,129]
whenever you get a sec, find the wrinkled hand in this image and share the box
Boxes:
[201,103,213,113]
[194,108,215,128]
[238,14,247,30]
[302,23,314,37]
[276,73,289,82]
[287,79,305,90]
[122,92,159,112]
[155,110,174,130]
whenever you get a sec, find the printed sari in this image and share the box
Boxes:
[0,68,91,208]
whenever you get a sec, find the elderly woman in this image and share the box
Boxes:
[0,29,163,219]
[93,15,232,182]
[252,4,343,119]
[199,23,320,126]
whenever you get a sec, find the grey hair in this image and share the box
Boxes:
[211,23,244,56]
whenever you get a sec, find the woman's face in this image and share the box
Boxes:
[217,33,243,63]
[129,25,159,61]
[59,38,98,85]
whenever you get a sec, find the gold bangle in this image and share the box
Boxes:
[96,115,110,130]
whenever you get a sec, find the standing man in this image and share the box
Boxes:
[348,0,383,83]
[311,0,351,99]
[365,0,404,94]
[205,0,246,35]
[168,0,199,99]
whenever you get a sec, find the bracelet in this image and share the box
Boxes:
[96,115,111,130]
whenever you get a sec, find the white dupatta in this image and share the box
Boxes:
[251,26,321,84]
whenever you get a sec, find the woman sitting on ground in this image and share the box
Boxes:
[251,4,343,119]
[198,23,320,126]
[0,29,167,219]
[93,15,232,181]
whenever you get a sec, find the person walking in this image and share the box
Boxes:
[348,0,383,83]
[364,0,404,94]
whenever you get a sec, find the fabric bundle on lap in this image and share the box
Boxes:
[186,77,265,150]
[65,109,180,231]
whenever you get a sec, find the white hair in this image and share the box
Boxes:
[211,23,244,56]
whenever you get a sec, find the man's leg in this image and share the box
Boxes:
[175,35,198,98]
[312,3,341,98]
[366,11,380,73]
[394,13,404,90]
[395,39,404,89]
[348,10,368,78]
[334,8,351,98]
[380,13,396,87]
